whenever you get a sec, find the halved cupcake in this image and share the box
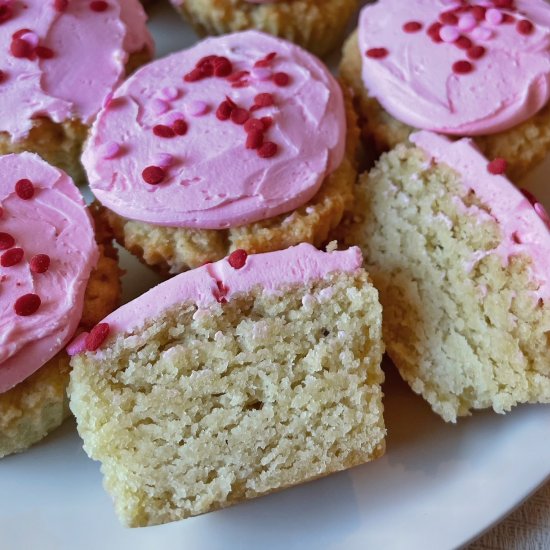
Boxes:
[83,31,359,274]
[0,0,154,183]
[0,152,121,458]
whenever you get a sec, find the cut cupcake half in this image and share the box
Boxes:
[69,244,385,527]
[347,131,550,422]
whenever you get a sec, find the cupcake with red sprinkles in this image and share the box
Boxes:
[0,152,121,458]
[340,0,550,181]
[0,0,153,184]
[169,0,359,58]
[83,30,359,274]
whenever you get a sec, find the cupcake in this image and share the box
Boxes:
[340,0,550,181]
[83,31,358,274]
[69,244,386,527]
[0,0,154,184]
[346,130,550,422]
[169,0,359,58]
[0,152,121,458]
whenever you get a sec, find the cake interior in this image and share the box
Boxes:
[69,271,385,527]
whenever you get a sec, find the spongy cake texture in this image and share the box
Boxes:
[346,144,550,422]
[69,271,385,527]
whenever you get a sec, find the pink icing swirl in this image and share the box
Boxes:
[89,244,363,339]
[83,31,345,229]
[0,0,153,142]
[359,0,550,135]
[0,153,98,393]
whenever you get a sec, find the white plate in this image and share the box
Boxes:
[1,3,549,549]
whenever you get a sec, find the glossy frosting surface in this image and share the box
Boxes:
[83,30,345,229]
[0,153,98,393]
[0,0,153,141]
[359,0,550,135]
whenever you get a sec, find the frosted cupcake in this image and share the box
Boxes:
[346,131,550,422]
[69,244,385,527]
[0,0,153,183]
[340,0,550,181]
[169,0,358,58]
[0,153,121,458]
[83,31,358,274]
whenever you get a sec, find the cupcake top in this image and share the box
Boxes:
[83,30,345,229]
[0,153,98,392]
[0,0,153,141]
[74,244,362,348]
[358,0,550,135]
[411,131,550,300]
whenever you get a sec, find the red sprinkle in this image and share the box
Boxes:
[427,22,443,43]
[254,51,277,68]
[439,11,458,25]
[261,116,273,130]
[0,70,6,83]
[153,124,176,138]
[172,119,188,136]
[15,178,35,200]
[30,254,50,274]
[516,19,534,35]
[521,188,538,206]
[142,166,166,185]
[0,232,15,250]
[90,1,108,12]
[273,72,290,86]
[213,57,232,77]
[467,45,486,60]
[0,3,13,24]
[258,142,278,158]
[1,247,23,267]
[246,130,264,150]
[54,0,69,12]
[365,48,389,59]
[14,293,41,316]
[403,21,423,33]
[244,118,265,133]
[214,281,228,304]
[228,249,248,269]
[216,100,233,121]
[487,158,507,175]
[10,38,33,59]
[454,36,472,50]
[254,93,274,108]
[452,60,474,74]
[494,0,514,8]
[183,68,204,82]
[0,206,3,218]
[502,13,515,24]
[230,107,250,125]
[227,70,249,82]
[36,46,55,59]
[471,6,486,21]
[85,323,110,351]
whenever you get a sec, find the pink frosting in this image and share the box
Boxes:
[411,131,550,301]
[94,244,362,338]
[0,0,153,142]
[83,31,345,229]
[0,153,98,393]
[358,0,550,135]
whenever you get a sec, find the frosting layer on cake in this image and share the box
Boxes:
[0,0,153,141]
[0,153,98,392]
[359,0,550,135]
[83,31,345,229]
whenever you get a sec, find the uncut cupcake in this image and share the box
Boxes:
[69,244,386,527]
[0,0,153,184]
[346,131,550,422]
[169,0,358,58]
[0,152,121,458]
[83,31,359,274]
[340,0,550,181]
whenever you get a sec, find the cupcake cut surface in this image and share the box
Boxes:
[0,153,98,393]
[358,0,550,135]
[84,31,346,229]
[0,0,153,141]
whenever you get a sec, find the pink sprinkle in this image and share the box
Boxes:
[100,141,120,159]
[485,8,503,25]
[471,27,493,41]
[160,86,179,101]
[440,25,460,42]
[154,153,175,168]
[534,203,550,229]
[251,67,273,81]
[21,31,39,48]
[458,13,477,32]
[165,111,185,125]
[186,100,209,117]
[150,98,169,116]
[66,332,88,357]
